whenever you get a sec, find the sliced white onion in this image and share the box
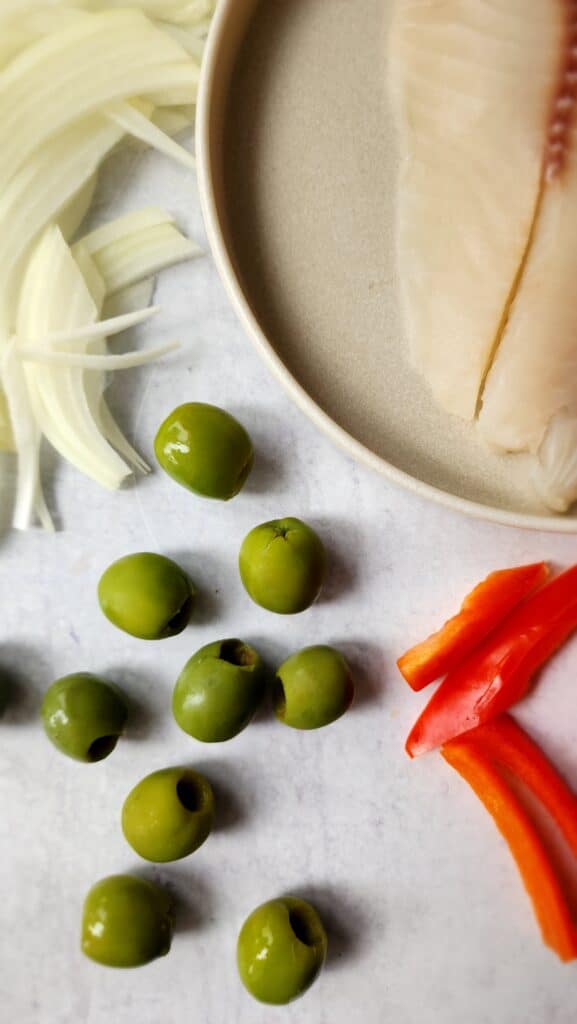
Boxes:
[79,207,174,254]
[17,305,160,348]
[0,388,15,451]
[2,339,45,530]
[152,106,194,137]
[72,0,215,25]
[87,224,201,295]
[103,278,156,319]
[58,173,97,241]
[144,67,200,109]
[72,242,107,310]
[16,226,133,497]
[0,11,195,195]
[0,115,123,336]
[159,1,216,26]
[106,100,196,170]
[0,0,214,529]
[94,398,150,475]
[0,28,38,70]
[19,339,179,369]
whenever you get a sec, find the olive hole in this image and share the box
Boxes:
[87,735,118,762]
[273,525,289,539]
[219,640,256,667]
[289,907,317,946]
[272,677,286,715]
[166,594,194,635]
[176,776,202,813]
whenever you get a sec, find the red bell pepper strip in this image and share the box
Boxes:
[406,565,577,757]
[460,716,577,857]
[397,562,549,692]
[442,726,577,962]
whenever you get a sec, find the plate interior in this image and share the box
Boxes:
[220,0,560,519]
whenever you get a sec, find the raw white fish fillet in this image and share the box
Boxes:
[390,0,558,419]
[390,0,577,511]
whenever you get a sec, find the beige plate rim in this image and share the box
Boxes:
[195,0,576,535]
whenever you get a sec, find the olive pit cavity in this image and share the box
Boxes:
[220,640,256,667]
[176,775,203,813]
[289,907,317,947]
[87,735,118,762]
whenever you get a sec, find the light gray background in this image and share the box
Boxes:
[2,143,577,1024]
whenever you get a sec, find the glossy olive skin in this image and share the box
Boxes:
[239,518,326,614]
[237,897,327,1005]
[273,646,354,730]
[81,874,174,968]
[122,767,214,862]
[173,639,266,742]
[154,402,254,500]
[98,552,194,640]
[42,673,127,762]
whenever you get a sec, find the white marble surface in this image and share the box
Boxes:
[2,143,577,1024]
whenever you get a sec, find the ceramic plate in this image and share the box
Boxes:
[196,0,577,533]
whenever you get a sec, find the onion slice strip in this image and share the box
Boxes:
[19,340,180,369]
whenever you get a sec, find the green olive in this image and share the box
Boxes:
[41,673,127,762]
[173,639,266,742]
[154,402,253,500]
[122,767,214,862]
[273,646,354,730]
[81,874,174,968]
[239,518,326,614]
[237,896,327,1004]
[98,552,195,640]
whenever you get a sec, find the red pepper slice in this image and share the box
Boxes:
[442,723,577,962]
[406,565,577,757]
[459,716,577,857]
[398,562,549,691]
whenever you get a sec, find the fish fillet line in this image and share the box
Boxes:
[475,179,545,419]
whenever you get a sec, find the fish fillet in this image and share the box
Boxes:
[390,1,577,511]
[390,0,558,420]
